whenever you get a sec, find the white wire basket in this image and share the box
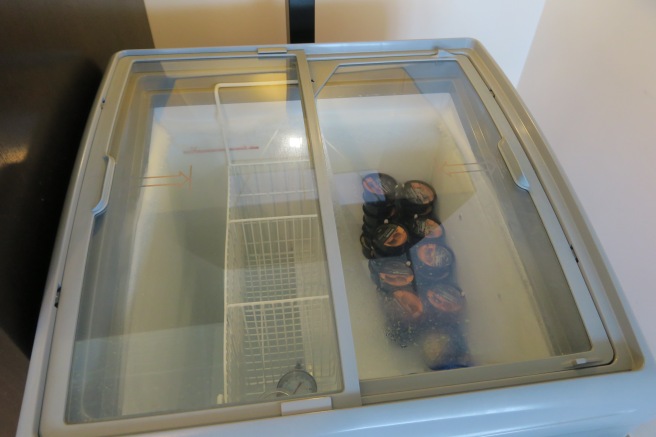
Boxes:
[224,296,340,403]
[225,215,329,305]
[223,161,339,403]
[228,160,318,220]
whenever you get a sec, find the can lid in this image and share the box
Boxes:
[397,180,436,207]
[425,283,465,314]
[414,242,454,269]
[410,217,444,240]
[378,259,414,288]
[362,173,397,203]
[369,255,409,276]
[372,223,409,252]
[389,289,424,321]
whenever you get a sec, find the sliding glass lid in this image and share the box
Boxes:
[66,56,343,424]
[313,58,612,393]
[49,49,615,434]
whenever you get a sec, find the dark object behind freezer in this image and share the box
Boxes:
[0,55,101,356]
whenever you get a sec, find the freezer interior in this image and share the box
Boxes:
[314,60,594,384]
[58,50,610,428]
[66,58,342,423]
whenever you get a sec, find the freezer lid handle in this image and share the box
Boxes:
[498,137,530,191]
[91,155,115,216]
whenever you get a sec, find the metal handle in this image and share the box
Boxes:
[92,155,115,216]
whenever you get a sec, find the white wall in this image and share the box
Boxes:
[144,0,288,47]
[315,0,544,85]
[517,2,656,434]
[144,0,545,85]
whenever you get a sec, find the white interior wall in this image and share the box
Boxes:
[517,3,656,434]
[144,0,545,85]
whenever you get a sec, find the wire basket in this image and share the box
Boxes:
[229,160,318,220]
[225,215,328,305]
[222,147,340,404]
[224,296,340,403]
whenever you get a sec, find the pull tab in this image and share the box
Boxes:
[92,155,116,216]
[497,138,530,191]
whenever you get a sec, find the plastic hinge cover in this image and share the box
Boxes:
[280,397,332,416]
[258,47,288,55]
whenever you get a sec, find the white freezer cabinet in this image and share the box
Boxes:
[19,40,656,437]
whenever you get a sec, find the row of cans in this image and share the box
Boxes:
[360,172,469,370]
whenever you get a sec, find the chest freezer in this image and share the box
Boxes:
[18,39,656,437]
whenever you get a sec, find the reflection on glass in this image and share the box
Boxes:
[67,57,342,423]
[315,60,590,382]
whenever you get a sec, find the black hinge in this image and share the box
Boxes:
[570,244,579,263]
[54,284,61,308]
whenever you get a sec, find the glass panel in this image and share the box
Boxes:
[67,57,342,423]
[315,60,591,382]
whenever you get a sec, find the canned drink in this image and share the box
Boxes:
[419,282,465,327]
[407,216,444,245]
[395,180,437,216]
[360,233,375,259]
[410,241,455,281]
[376,260,415,292]
[362,172,397,204]
[368,256,410,286]
[383,288,425,347]
[362,201,396,218]
[420,327,468,370]
[371,223,410,257]
[362,206,397,227]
